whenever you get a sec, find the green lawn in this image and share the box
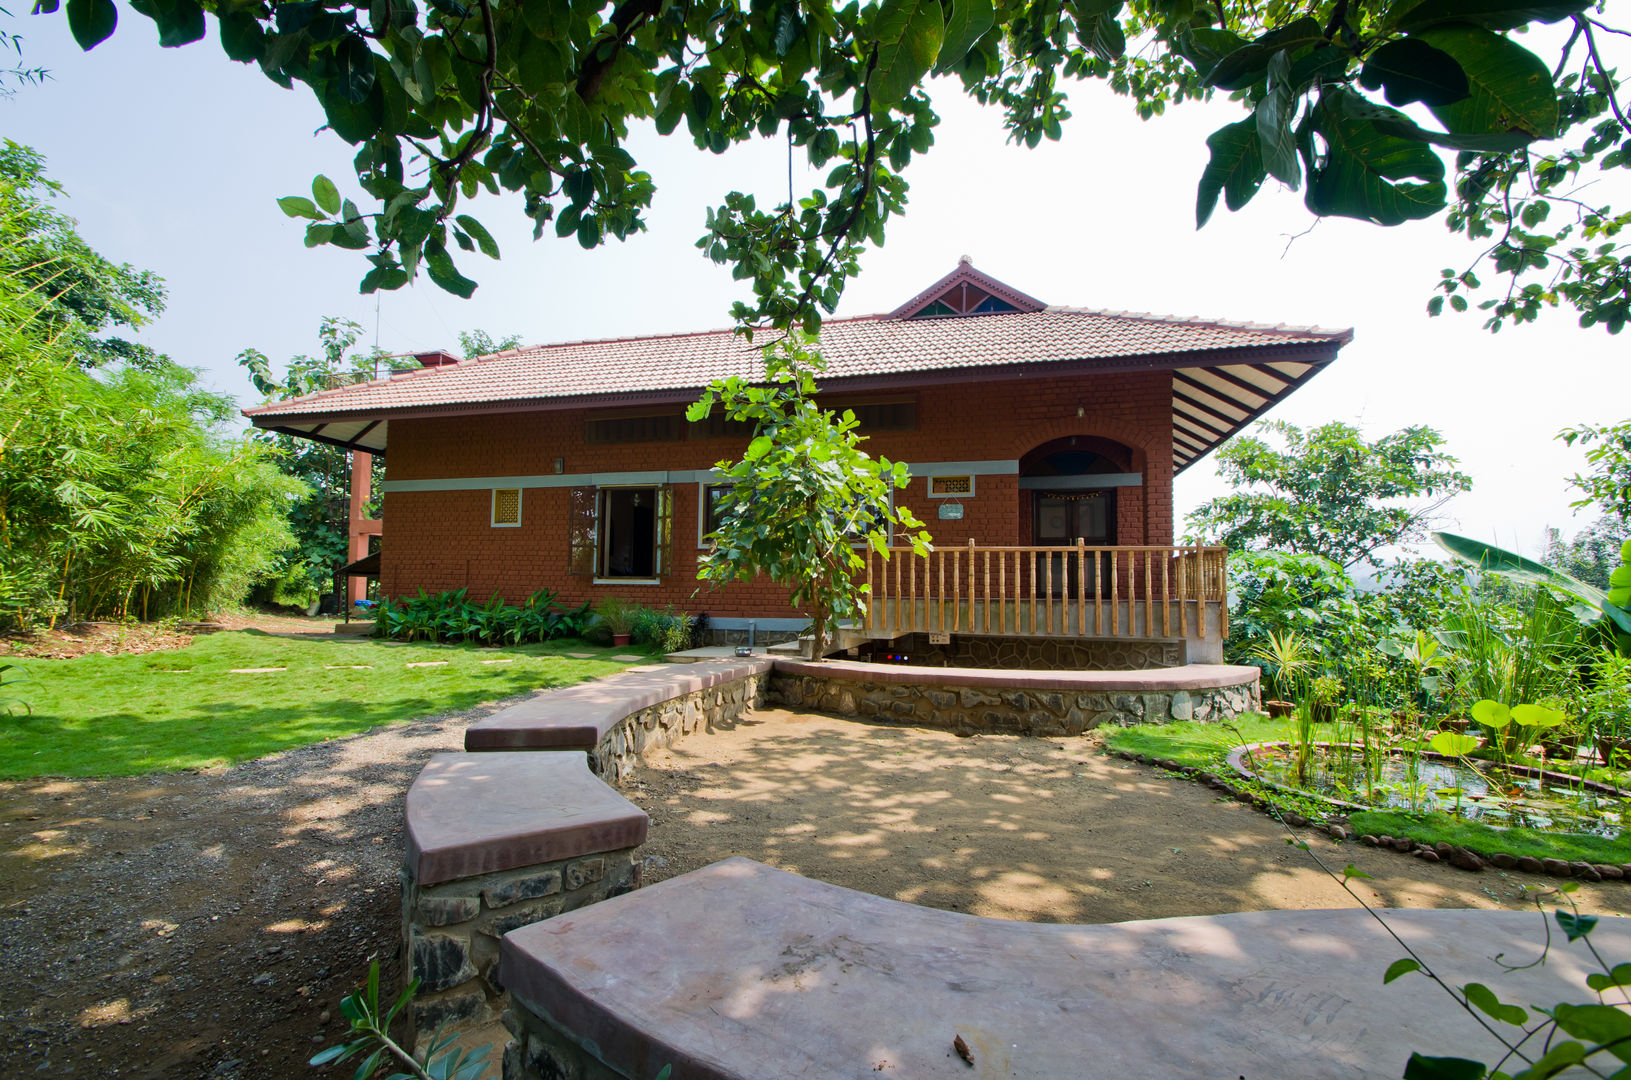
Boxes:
[0,631,643,778]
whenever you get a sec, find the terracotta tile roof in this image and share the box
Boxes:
[244,306,1350,422]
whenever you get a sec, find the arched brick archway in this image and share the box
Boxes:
[1015,432,1166,548]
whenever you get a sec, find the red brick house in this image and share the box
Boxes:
[246,261,1350,659]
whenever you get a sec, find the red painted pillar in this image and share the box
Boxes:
[348,451,380,605]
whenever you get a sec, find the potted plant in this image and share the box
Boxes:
[1309,674,1343,724]
[1248,629,1315,718]
[595,598,636,647]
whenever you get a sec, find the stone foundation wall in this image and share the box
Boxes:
[588,671,767,784]
[866,634,1182,671]
[402,849,641,1052]
[503,1001,623,1080]
[769,672,1259,735]
[697,627,801,648]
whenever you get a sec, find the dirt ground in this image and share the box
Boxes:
[2,611,358,660]
[7,673,1631,1079]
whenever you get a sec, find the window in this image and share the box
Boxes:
[567,485,673,581]
[928,475,973,497]
[491,488,522,526]
[699,483,733,546]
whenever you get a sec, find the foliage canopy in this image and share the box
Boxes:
[40,0,1631,332]
[687,336,930,657]
[1185,420,1473,569]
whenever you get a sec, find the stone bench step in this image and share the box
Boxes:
[463,658,773,752]
[406,753,649,886]
[501,857,1631,1080]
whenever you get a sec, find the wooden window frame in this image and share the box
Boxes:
[491,487,522,527]
[591,484,673,585]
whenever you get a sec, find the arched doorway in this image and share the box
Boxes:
[1019,436,1137,596]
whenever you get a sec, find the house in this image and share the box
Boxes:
[246,260,1351,661]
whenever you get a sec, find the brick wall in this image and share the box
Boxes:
[381,371,1175,617]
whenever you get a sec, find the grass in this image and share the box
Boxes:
[1348,811,1631,866]
[1107,718,1631,864]
[0,630,645,778]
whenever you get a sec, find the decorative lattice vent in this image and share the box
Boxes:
[929,475,973,496]
[492,488,521,526]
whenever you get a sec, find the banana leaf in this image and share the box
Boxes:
[1433,531,1631,635]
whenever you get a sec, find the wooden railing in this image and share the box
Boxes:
[862,542,1229,639]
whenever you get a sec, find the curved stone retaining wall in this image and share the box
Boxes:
[770,659,1260,735]
[399,656,1257,1072]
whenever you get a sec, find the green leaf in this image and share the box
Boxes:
[1385,957,1422,983]
[278,195,324,220]
[1392,0,1589,34]
[1554,1003,1631,1060]
[1419,26,1557,140]
[1402,1054,1486,1080]
[1196,116,1266,227]
[1343,863,1373,880]
[1256,50,1299,188]
[935,0,993,73]
[1204,17,1324,91]
[66,0,117,49]
[1083,12,1126,61]
[455,215,499,259]
[1360,38,1469,107]
[423,241,478,298]
[575,215,601,250]
[1585,963,1631,993]
[1305,89,1447,226]
[333,33,377,105]
[359,265,409,293]
[142,0,205,46]
[1174,27,1246,82]
[1429,730,1480,756]
[1432,532,1631,634]
[1462,982,1528,1026]
[745,435,774,461]
[312,175,342,215]
[1556,911,1600,943]
[1471,699,1511,729]
[1511,703,1564,730]
[217,12,264,62]
[867,0,944,107]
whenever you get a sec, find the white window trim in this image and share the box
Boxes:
[592,578,663,587]
[927,474,975,498]
[698,481,732,548]
[491,487,522,527]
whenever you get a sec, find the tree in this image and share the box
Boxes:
[1185,420,1473,569]
[687,335,930,659]
[237,317,412,606]
[1560,419,1631,522]
[1545,516,1631,589]
[456,328,522,358]
[43,0,1628,334]
[0,146,297,629]
[0,141,168,369]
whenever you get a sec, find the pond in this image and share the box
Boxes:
[1229,742,1631,839]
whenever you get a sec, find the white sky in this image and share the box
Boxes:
[6,10,1627,558]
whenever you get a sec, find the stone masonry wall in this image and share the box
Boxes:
[588,671,767,784]
[769,672,1259,735]
[402,849,640,1049]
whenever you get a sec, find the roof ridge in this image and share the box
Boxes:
[492,313,885,360]
[1040,304,1350,339]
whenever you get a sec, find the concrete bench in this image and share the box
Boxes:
[401,752,649,1048]
[463,657,772,781]
[500,857,1631,1079]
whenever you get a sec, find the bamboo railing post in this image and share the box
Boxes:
[1093,549,1102,635]
[1043,550,1053,635]
[982,549,991,633]
[998,552,1007,633]
[967,539,976,635]
[1143,549,1153,639]
[1076,538,1086,636]
[1180,549,1190,638]
[1161,554,1170,637]
[1111,549,1120,636]
[937,550,945,632]
[952,548,962,632]
[865,550,875,631]
[1030,550,1039,635]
